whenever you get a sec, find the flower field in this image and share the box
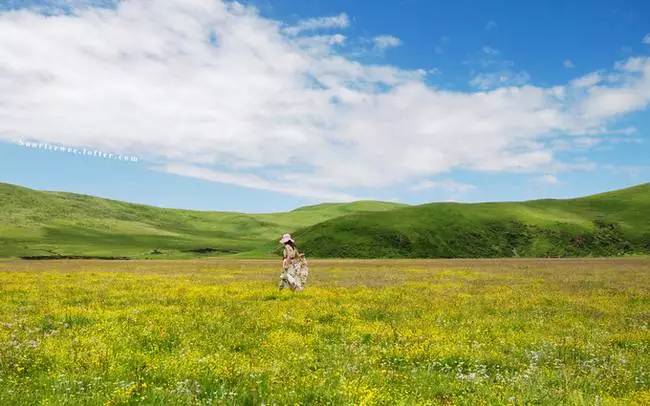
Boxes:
[0,258,648,404]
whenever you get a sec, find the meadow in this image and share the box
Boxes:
[0,258,648,404]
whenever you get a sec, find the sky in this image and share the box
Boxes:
[0,0,649,212]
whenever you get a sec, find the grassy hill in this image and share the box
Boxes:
[0,182,648,259]
[0,182,404,259]
[296,183,650,258]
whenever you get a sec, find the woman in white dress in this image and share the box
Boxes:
[278,233,309,292]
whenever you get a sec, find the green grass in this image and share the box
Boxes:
[0,182,648,259]
[297,183,650,258]
[0,258,648,404]
[0,183,404,259]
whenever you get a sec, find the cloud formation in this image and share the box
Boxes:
[1,1,649,200]
[467,46,531,89]
[563,59,575,68]
[373,35,402,51]
[534,174,560,185]
[283,12,349,36]
[410,180,476,193]
[469,71,530,90]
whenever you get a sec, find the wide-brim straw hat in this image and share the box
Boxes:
[279,233,294,244]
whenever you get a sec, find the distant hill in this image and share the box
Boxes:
[296,183,650,258]
[0,182,404,259]
[0,182,648,259]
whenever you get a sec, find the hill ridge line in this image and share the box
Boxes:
[1,181,647,214]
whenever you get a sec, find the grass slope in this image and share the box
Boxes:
[1,182,648,259]
[0,183,404,259]
[297,183,650,258]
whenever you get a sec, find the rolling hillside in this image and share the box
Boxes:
[296,183,650,258]
[0,183,404,259]
[0,182,648,259]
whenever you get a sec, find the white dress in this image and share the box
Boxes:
[279,244,309,291]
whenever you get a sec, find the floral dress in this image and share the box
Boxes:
[279,244,309,291]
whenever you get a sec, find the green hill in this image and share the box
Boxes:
[296,183,650,258]
[0,182,648,259]
[0,183,404,259]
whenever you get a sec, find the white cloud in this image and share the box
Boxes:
[469,70,530,89]
[575,58,650,121]
[549,125,640,151]
[563,59,575,68]
[410,180,476,193]
[570,72,603,88]
[468,46,530,90]
[534,174,560,185]
[283,12,349,36]
[481,46,500,56]
[485,20,497,30]
[325,34,346,45]
[1,1,650,200]
[643,33,650,45]
[160,163,359,201]
[5,0,116,14]
[373,35,402,51]
[293,34,346,55]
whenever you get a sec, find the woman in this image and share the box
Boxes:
[278,233,309,292]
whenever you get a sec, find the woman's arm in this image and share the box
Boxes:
[282,245,289,268]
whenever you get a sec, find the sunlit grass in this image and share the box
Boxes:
[0,258,648,404]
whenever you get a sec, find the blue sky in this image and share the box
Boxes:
[0,0,649,212]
